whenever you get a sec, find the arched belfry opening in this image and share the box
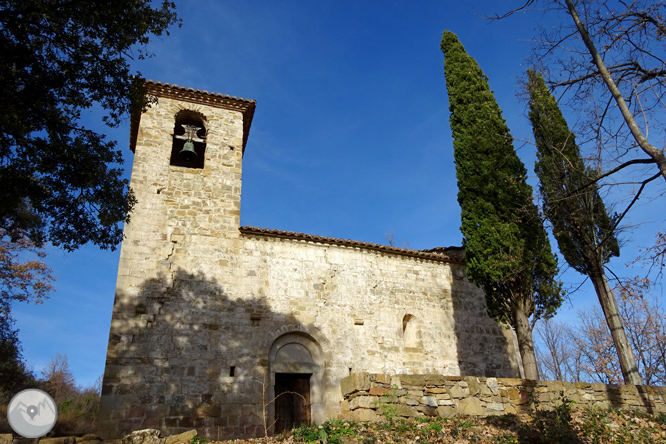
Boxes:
[268,332,325,434]
[170,109,207,168]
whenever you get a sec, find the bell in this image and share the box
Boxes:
[179,140,197,162]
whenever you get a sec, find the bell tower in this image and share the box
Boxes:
[98,81,255,439]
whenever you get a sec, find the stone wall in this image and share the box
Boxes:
[340,373,666,422]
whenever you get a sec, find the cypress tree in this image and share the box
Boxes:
[441,31,562,379]
[527,70,641,384]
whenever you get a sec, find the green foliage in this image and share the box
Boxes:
[49,379,102,436]
[0,312,37,401]
[528,391,578,444]
[440,32,562,332]
[0,0,179,251]
[373,390,398,424]
[494,433,519,444]
[293,420,356,444]
[526,70,619,275]
[188,436,209,444]
[287,411,666,444]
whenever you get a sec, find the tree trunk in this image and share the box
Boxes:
[589,268,643,385]
[512,300,539,380]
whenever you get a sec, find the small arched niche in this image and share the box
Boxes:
[403,314,422,349]
[170,109,207,169]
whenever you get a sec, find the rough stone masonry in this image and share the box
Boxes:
[97,81,523,440]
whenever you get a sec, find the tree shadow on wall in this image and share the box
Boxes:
[98,268,317,440]
[447,260,519,379]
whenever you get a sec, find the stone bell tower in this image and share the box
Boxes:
[97,81,256,439]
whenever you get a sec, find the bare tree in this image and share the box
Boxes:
[534,318,585,382]
[493,0,666,184]
[42,353,76,403]
[535,278,666,384]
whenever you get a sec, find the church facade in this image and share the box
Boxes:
[97,81,523,440]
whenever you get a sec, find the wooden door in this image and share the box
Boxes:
[274,373,311,433]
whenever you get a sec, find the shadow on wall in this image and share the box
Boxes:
[448,261,519,378]
[98,269,326,440]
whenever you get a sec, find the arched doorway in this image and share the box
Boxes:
[268,332,324,433]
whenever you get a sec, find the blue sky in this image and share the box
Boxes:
[10,1,664,388]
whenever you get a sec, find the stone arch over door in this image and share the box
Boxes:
[268,332,325,432]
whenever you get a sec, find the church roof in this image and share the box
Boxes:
[239,226,464,263]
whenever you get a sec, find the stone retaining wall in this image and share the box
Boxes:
[340,373,666,422]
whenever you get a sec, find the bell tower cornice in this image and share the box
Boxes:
[130,79,256,154]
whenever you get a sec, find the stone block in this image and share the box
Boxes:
[465,377,480,396]
[486,378,499,395]
[449,384,470,398]
[400,375,426,387]
[369,387,391,396]
[425,375,447,386]
[121,429,164,444]
[426,387,447,394]
[437,406,456,418]
[349,396,377,410]
[508,388,529,405]
[37,438,76,444]
[421,396,438,407]
[164,430,197,444]
[341,373,371,396]
[1,433,13,444]
[416,405,438,417]
[486,402,504,412]
[394,405,418,418]
[350,408,380,423]
[457,397,485,416]
[196,403,221,417]
[370,374,391,384]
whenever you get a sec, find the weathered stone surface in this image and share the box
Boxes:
[437,406,456,418]
[349,396,377,410]
[394,405,418,418]
[400,375,426,387]
[465,377,480,396]
[341,373,371,396]
[486,402,504,412]
[350,408,380,423]
[369,387,390,396]
[457,397,485,416]
[425,388,447,394]
[164,429,197,444]
[421,396,438,407]
[0,435,13,444]
[121,429,163,444]
[449,384,470,398]
[13,439,38,444]
[39,438,75,444]
[196,403,220,417]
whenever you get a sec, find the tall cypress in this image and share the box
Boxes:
[527,70,641,384]
[441,32,562,379]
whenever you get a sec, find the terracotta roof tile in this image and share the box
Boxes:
[239,226,464,263]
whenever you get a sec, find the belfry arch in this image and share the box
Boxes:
[267,332,325,433]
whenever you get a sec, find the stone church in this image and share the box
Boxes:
[97,81,523,440]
